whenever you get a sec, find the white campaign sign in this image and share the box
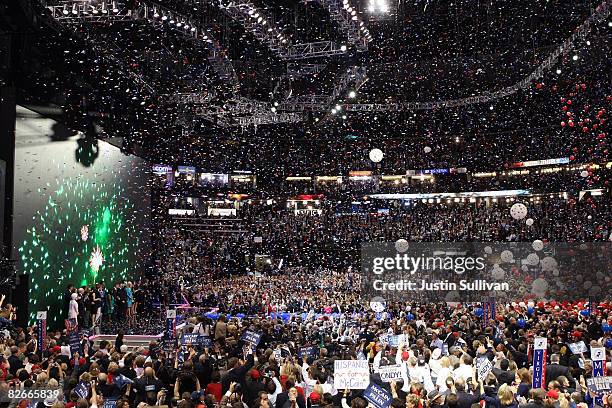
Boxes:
[37,311,47,320]
[377,365,404,383]
[591,347,606,361]
[166,310,177,319]
[478,359,493,381]
[334,360,370,389]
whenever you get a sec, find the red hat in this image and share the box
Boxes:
[572,330,582,338]
[250,369,260,379]
[51,346,61,353]
[547,390,559,399]
[401,351,410,361]
[309,392,321,403]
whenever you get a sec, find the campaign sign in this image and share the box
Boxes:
[74,381,90,399]
[103,399,118,408]
[532,337,547,389]
[69,330,80,356]
[363,383,393,408]
[182,333,200,345]
[298,346,319,358]
[241,330,262,346]
[568,341,588,354]
[586,377,612,394]
[378,365,403,383]
[166,309,177,341]
[334,360,370,389]
[477,359,493,381]
[591,347,606,405]
[37,311,47,356]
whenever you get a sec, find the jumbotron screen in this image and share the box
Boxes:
[12,106,150,327]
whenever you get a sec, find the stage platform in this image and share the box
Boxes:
[88,333,164,351]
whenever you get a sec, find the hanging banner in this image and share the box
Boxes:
[36,311,47,356]
[532,337,547,389]
[591,347,606,405]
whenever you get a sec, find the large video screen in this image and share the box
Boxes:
[13,106,150,326]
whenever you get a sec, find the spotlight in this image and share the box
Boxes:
[348,91,356,98]
[62,4,69,15]
[271,107,277,113]
[586,40,591,46]
[101,2,108,13]
[258,17,263,23]
[177,21,183,27]
[351,9,356,15]
[191,26,196,32]
[184,23,190,29]
[71,4,78,15]
[170,19,175,24]
[248,9,255,15]
[340,44,347,51]
[342,115,347,119]
[331,108,337,114]
[161,14,168,20]
[274,101,279,107]
[335,104,342,111]
[556,68,561,74]
[203,35,208,39]
[262,20,267,25]
[609,21,612,27]
[253,12,259,18]
[572,54,579,61]
[92,6,99,14]
[351,15,357,20]
[112,1,119,13]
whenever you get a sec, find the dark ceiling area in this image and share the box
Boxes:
[0,0,610,172]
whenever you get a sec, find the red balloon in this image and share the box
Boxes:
[562,106,568,111]
[568,120,574,127]
[536,83,543,89]
[567,100,572,105]
[569,155,575,161]
[561,121,566,127]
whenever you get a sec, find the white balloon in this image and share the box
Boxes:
[484,246,493,254]
[500,250,514,263]
[526,253,540,266]
[395,239,410,253]
[510,203,528,220]
[424,146,432,153]
[540,256,558,271]
[491,265,505,280]
[580,170,589,178]
[369,148,384,163]
[532,240,544,251]
[532,278,549,296]
[525,218,534,226]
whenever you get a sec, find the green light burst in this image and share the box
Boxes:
[21,177,140,327]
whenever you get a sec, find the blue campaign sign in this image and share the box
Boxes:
[103,399,118,408]
[298,346,319,358]
[74,381,90,399]
[241,330,262,345]
[363,383,393,408]
[181,334,213,348]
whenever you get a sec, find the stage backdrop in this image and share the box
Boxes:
[13,106,150,326]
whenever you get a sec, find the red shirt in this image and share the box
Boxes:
[206,382,222,402]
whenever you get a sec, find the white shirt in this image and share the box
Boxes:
[68,299,79,319]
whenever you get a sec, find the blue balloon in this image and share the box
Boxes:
[602,323,611,333]
[406,313,414,321]
[474,308,484,317]
[300,313,309,320]
[580,309,590,317]
[236,313,245,319]
[517,318,526,328]
[280,312,291,322]
[527,307,534,315]
[606,338,612,348]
